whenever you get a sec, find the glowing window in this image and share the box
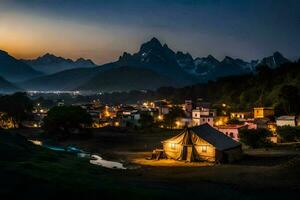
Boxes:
[171,143,176,149]
[201,146,207,153]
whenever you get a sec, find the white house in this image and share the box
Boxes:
[192,107,214,127]
[276,116,296,127]
[216,124,248,141]
[121,110,141,127]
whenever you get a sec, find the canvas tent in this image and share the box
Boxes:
[162,124,242,163]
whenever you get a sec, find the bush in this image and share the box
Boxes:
[43,106,92,139]
[162,106,185,129]
[0,92,33,127]
[227,118,244,125]
[277,126,300,142]
[138,113,155,129]
[239,128,272,148]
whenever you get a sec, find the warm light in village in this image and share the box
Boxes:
[28,140,43,146]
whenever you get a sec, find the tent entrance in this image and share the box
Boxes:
[182,145,193,162]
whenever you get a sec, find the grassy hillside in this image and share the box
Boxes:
[77,66,178,92]
[0,131,168,199]
[0,76,21,93]
[21,68,97,91]
[97,62,300,115]
[1,129,300,199]
[168,62,300,113]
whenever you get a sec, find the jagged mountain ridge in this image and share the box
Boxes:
[176,50,290,80]
[113,37,199,85]
[22,53,96,74]
[0,50,43,82]
[1,37,293,92]
[110,37,285,83]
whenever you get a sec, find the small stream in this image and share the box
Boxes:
[28,140,127,170]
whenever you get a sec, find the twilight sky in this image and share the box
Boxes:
[0,0,299,64]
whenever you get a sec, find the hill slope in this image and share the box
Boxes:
[0,76,21,93]
[0,50,42,82]
[98,62,300,115]
[22,53,96,74]
[21,68,97,91]
[77,66,178,92]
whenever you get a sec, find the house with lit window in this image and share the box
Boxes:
[214,116,229,126]
[175,117,193,129]
[161,124,242,163]
[192,107,215,127]
[230,112,251,120]
[276,116,297,127]
[120,110,141,128]
[216,124,248,141]
[253,107,274,119]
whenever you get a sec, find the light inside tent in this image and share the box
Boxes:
[170,143,176,149]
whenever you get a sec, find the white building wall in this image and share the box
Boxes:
[276,120,296,127]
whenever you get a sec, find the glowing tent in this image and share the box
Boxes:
[162,124,242,163]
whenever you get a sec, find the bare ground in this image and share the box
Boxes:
[18,128,300,195]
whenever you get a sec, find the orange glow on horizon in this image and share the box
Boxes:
[0,12,138,64]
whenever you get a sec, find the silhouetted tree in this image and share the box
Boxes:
[138,113,154,128]
[278,85,300,115]
[0,92,33,127]
[163,106,185,129]
[227,118,244,125]
[277,126,300,142]
[43,106,92,139]
[239,129,272,148]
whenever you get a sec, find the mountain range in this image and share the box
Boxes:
[0,37,293,92]
[0,50,42,82]
[21,53,96,74]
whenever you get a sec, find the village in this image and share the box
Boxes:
[0,95,289,166]
[25,97,299,142]
[1,94,300,200]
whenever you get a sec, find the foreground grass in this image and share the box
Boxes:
[0,131,175,199]
[1,129,300,199]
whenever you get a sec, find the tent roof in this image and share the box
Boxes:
[162,129,194,145]
[163,124,241,151]
[190,124,241,151]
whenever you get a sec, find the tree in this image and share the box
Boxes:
[163,106,185,129]
[239,128,272,148]
[138,113,154,128]
[43,106,92,138]
[278,85,300,115]
[33,97,55,108]
[0,92,33,128]
[277,126,300,142]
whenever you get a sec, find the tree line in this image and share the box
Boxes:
[97,61,300,116]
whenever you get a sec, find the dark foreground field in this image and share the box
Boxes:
[1,128,300,200]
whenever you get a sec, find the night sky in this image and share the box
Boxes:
[0,0,299,64]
